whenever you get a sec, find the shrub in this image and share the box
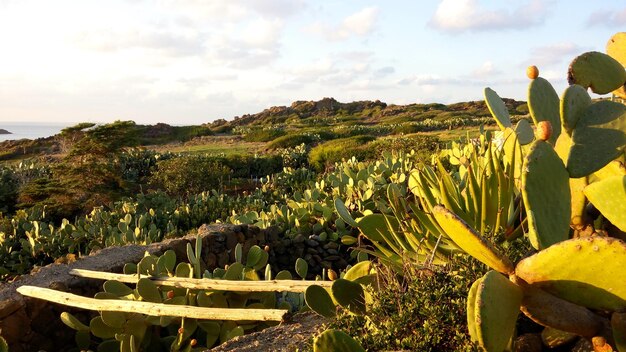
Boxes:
[308,135,377,171]
[148,155,231,196]
[330,255,484,351]
[0,168,18,213]
[243,128,286,142]
[267,130,336,149]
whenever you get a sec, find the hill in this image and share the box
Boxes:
[0,97,528,163]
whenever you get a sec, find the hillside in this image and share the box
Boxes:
[0,97,528,163]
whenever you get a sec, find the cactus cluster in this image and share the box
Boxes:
[439,31,626,351]
[59,236,290,351]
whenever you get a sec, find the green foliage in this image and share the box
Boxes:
[330,257,482,352]
[242,127,286,142]
[308,135,377,171]
[148,155,231,196]
[59,244,282,351]
[0,167,18,213]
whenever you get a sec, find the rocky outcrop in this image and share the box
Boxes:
[0,129,11,134]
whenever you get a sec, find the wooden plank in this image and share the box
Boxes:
[69,268,332,292]
[17,286,288,321]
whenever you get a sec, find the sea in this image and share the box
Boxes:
[0,122,71,142]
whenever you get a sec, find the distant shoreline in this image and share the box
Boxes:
[0,129,11,135]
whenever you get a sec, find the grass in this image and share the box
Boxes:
[152,136,265,156]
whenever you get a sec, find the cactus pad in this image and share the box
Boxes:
[60,312,89,331]
[305,285,337,318]
[246,245,268,270]
[528,77,561,144]
[514,119,534,145]
[334,198,358,227]
[331,279,366,315]
[432,206,514,274]
[560,84,591,135]
[103,280,133,297]
[295,258,308,279]
[343,261,372,282]
[612,312,626,352]
[584,176,626,231]
[607,32,626,66]
[473,270,522,352]
[466,278,480,343]
[484,87,512,130]
[567,100,626,177]
[568,51,626,94]
[522,140,571,249]
[516,236,626,311]
[313,329,365,352]
[137,278,162,303]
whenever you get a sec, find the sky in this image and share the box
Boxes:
[0,0,624,125]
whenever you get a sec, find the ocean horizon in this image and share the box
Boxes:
[0,121,72,142]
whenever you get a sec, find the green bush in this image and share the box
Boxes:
[0,167,18,213]
[148,155,231,196]
[243,128,286,142]
[267,130,336,149]
[330,255,484,352]
[308,135,377,171]
[366,135,443,162]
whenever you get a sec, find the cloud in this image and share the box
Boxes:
[587,8,626,27]
[429,0,552,33]
[471,61,501,78]
[73,29,203,57]
[373,66,395,78]
[522,42,582,67]
[307,6,379,41]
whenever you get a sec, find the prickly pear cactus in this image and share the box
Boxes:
[567,51,626,94]
[484,87,513,130]
[432,206,514,274]
[521,140,571,249]
[516,236,626,311]
[560,84,591,135]
[567,101,626,178]
[612,312,626,352]
[471,271,522,352]
[331,279,367,315]
[305,285,336,318]
[514,119,535,145]
[584,176,626,232]
[313,329,365,352]
[607,32,626,65]
[528,77,561,144]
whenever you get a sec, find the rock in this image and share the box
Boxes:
[0,308,31,344]
[326,249,338,255]
[323,242,339,250]
[0,129,11,135]
[305,240,319,247]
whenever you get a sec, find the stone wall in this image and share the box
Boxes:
[0,224,351,352]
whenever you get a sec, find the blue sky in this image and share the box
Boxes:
[0,0,624,125]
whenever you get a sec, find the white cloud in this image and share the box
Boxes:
[429,0,552,33]
[307,6,379,41]
[587,8,626,27]
[471,61,501,78]
[522,42,582,68]
[373,66,395,78]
